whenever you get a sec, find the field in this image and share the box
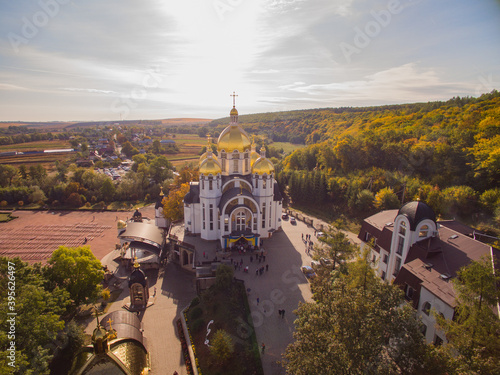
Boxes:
[166,134,206,167]
[269,141,305,154]
[0,139,72,152]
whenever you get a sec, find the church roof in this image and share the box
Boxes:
[199,156,222,175]
[398,201,436,231]
[128,268,147,288]
[118,222,164,248]
[217,124,251,153]
[273,182,283,201]
[184,183,200,204]
[218,187,256,212]
[252,157,274,175]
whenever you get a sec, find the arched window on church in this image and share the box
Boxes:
[201,178,205,190]
[221,152,226,172]
[419,224,429,238]
[244,152,249,172]
[208,177,213,190]
[262,175,267,189]
[396,221,406,255]
[254,174,258,188]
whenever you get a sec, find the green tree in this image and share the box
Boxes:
[0,257,71,375]
[215,264,234,290]
[46,246,104,305]
[0,165,17,187]
[314,226,355,273]
[284,251,431,375]
[434,256,500,374]
[374,187,400,210]
[354,189,375,212]
[100,178,116,202]
[210,329,234,365]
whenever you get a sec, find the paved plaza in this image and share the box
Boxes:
[1,206,360,374]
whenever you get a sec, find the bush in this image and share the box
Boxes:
[18,200,24,206]
[190,296,200,308]
[191,318,205,334]
[0,200,7,207]
[189,306,203,320]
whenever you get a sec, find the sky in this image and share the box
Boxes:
[0,0,499,122]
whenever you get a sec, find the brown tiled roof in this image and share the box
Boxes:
[358,210,397,253]
[403,258,457,308]
[401,221,498,308]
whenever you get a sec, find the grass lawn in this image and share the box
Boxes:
[186,279,263,375]
[270,142,305,154]
[0,212,14,222]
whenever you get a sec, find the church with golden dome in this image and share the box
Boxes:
[183,94,283,248]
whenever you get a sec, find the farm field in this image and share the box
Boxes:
[0,152,76,167]
[0,139,72,152]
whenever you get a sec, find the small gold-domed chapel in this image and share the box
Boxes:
[183,93,283,248]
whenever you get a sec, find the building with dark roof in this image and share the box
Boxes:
[358,201,499,344]
[183,95,283,248]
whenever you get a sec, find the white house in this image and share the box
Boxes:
[358,201,500,344]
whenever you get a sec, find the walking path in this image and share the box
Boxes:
[93,208,361,374]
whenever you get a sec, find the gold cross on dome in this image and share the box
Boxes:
[230,91,238,107]
[107,318,114,331]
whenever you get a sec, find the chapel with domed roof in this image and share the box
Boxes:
[184,93,283,248]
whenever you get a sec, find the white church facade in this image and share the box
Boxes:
[183,95,283,248]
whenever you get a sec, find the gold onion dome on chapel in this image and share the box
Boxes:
[252,147,274,175]
[217,97,251,152]
[199,156,222,175]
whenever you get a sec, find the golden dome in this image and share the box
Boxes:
[199,151,218,163]
[117,220,127,229]
[199,156,222,175]
[250,151,260,167]
[230,107,238,116]
[252,157,275,175]
[217,124,251,152]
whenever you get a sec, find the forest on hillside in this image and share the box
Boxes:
[269,91,499,237]
[209,91,500,237]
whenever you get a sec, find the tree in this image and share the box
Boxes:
[284,251,432,375]
[46,246,104,305]
[162,183,190,221]
[215,264,234,290]
[210,329,234,365]
[354,189,375,212]
[374,187,400,210]
[0,257,71,375]
[434,256,500,374]
[314,226,355,273]
[0,165,17,187]
[100,178,116,202]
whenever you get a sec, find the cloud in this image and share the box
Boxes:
[0,83,29,91]
[61,88,118,95]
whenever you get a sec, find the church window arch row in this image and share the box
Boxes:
[222,196,260,216]
[222,179,252,194]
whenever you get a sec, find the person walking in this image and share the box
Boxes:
[266,264,269,271]
[282,309,285,319]
[261,343,266,353]
[257,297,260,305]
